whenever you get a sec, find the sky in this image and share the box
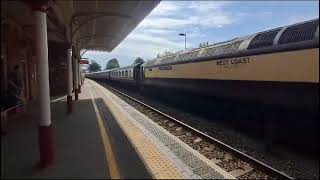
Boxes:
[83,1,319,69]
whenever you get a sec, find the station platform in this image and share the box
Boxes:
[1,79,233,179]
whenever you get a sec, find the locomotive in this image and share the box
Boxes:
[86,18,319,111]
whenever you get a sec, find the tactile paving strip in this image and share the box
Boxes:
[89,83,187,179]
[91,80,235,179]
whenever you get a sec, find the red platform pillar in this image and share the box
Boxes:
[67,47,73,113]
[73,46,79,100]
[31,1,54,168]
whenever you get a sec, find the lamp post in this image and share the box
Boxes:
[179,33,186,51]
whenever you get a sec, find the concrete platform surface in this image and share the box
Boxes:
[89,79,234,179]
[2,79,233,179]
[1,83,150,179]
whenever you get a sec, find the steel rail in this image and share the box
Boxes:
[102,83,294,180]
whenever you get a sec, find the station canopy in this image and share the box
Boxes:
[1,0,160,52]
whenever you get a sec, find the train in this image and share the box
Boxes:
[85,18,319,112]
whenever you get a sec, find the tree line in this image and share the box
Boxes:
[87,57,144,72]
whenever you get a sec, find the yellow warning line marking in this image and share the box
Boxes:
[88,85,121,179]
[90,80,185,179]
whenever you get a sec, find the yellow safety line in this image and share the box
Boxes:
[88,85,121,179]
[91,80,185,179]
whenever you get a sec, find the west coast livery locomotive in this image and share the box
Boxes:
[86,18,319,111]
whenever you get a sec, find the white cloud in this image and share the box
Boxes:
[287,15,319,25]
[111,33,184,62]
[141,1,236,30]
[187,1,231,12]
[151,1,181,16]
[84,1,243,67]
[142,29,176,35]
[84,32,185,67]
[126,33,182,48]
[139,17,191,30]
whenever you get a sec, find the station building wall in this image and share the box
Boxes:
[1,20,69,104]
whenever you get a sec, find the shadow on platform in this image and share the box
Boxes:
[1,99,107,179]
[1,96,151,179]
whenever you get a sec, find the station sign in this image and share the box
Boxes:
[80,60,89,64]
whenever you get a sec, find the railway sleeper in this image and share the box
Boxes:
[229,164,254,178]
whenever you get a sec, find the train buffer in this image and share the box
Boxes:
[1,79,235,179]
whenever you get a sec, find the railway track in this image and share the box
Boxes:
[100,83,293,179]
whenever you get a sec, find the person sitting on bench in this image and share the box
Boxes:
[8,65,23,106]
[1,65,23,135]
[0,94,20,135]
